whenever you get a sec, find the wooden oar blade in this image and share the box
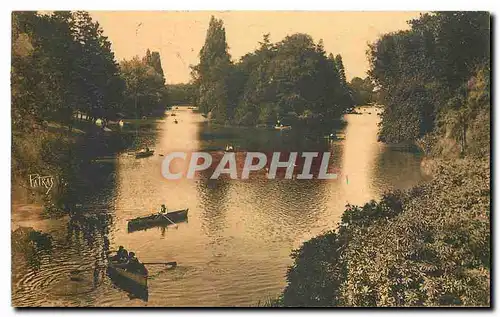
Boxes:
[142,261,177,268]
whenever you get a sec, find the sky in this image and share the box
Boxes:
[90,11,422,84]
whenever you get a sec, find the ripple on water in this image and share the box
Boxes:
[12,238,105,307]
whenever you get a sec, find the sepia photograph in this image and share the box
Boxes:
[10,10,491,307]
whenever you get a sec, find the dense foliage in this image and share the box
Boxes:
[12,11,123,130]
[11,11,167,209]
[368,12,490,147]
[278,159,490,307]
[192,17,353,125]
[12,11,170,129]
[273,11,491,307]
[119,50,168,117]
[167,83,195,105]
[348,76,375,106]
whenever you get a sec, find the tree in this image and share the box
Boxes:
[192,18,354,126]
[334,54,347,87]
[349,76,375,106]
[120,53,166,117]
[234,33,277,125]
[167,83,195,105]
[143,49,168,105]
[11,11,127,211]
[12,11,43,131]
[150,51,165,82]
[368,12,490,145]
[72,11,124,123]
[192,16,232,123]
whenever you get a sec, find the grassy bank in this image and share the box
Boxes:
[12,119,137,215]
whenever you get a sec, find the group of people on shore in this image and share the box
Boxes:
[111,246,148,275]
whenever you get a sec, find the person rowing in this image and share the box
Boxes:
[157,204,178,227]
[160,204,167,214]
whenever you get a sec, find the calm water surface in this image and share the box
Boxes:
[12,106,426,307]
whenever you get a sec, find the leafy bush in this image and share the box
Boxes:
[279,159,490,307]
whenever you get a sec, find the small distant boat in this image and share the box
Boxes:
[275,125,292,130]
[128,209,189,232]
[171,113,176,117]
[174,119,178,124]
[323,132,345,140]
[225,144,235,152]
[135,149,154,159]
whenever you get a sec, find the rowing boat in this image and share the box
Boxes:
[107,260,148,287]
[135,150,154,158]
[127,209,189,232]
[107,259,148,301]
[274,125,292,130]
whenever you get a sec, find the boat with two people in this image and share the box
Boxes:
[107,247,149,301]
[107,246,177,301]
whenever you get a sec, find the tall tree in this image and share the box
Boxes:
[149,51,165,83]
[334,54,347,87]
[143,49,168,104]
[72,11,124,123]
[192,16,232,123]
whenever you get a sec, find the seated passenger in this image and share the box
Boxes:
[111,246,128,262]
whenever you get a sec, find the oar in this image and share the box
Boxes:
[158,212,178,228]
[143,261,177,268]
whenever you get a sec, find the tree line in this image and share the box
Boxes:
[368,11,490,154]
[12,11,168,133]
[191,16,355,126]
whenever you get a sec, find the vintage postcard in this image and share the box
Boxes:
[11,11,491,307]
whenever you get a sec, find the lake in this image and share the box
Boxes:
[12,106,427,307]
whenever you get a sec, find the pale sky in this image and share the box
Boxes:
[90,11,422,84]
